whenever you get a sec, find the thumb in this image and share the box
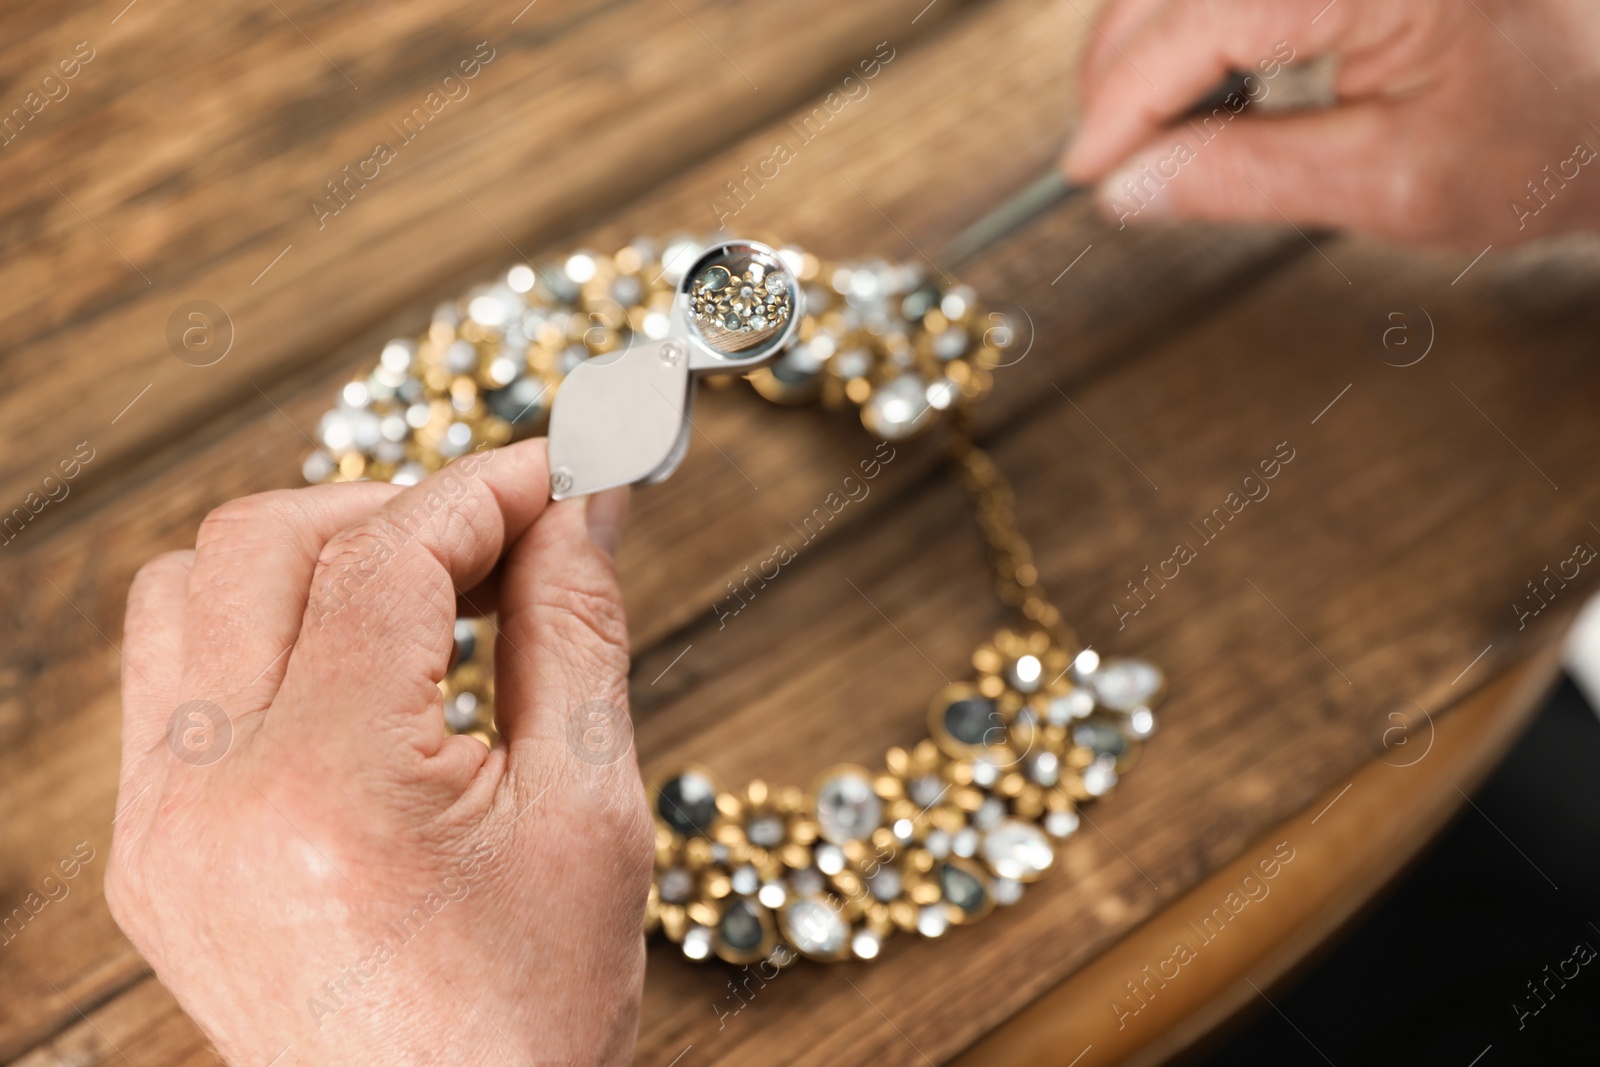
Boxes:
[1086,104,1419,238]
[492,486,634,769]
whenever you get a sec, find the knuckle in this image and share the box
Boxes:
[194,491,302,553]
[533,574,629,656]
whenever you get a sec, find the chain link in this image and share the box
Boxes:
[948,409,1077,652]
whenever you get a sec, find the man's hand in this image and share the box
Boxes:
[1064,0,1600,247]
[106,438,650,1066]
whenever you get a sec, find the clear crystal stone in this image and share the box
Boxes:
[972,796,1007,830]
[992,877,1024,905]
[814,843,846,876]
[1007,654,1043,692]
[925,828,952,859]
[917,905,949,938]
[1127,707,1157,738]
[1046,689,1096,725]
[658,867,694,904]
[814,770,881,843]
[730,865,761,896]
[682,925,713,960]
[758,882,787,909]
[863,375,934,440]
[789,867,825,897]
[892,818,915,843]
[952,827,979,858]
[981,819,1055,881]
[851,929,882,960]
[443,692,478,731]
[782,899,849,958]
[745,814,785,848]
[1082,756,1119,797]
[970,756,1002,789]
[1044,809,1081,838]
[1025,750,1061,786]
[1091,658,1164,712]
[867,868,903,902]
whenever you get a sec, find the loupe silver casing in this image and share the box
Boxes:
[546,239,804,500]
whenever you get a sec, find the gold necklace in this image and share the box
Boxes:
[303,235,1166,966]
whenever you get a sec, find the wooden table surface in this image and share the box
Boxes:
[5,0,1600,1064]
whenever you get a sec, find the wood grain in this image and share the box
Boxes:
[7,0,1600,1061]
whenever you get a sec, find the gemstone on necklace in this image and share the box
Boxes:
[719,899,766,953]
[1044,809,1081,839]
[682,925,713,960]
[943,696,1002,747]
[1007,654,1043,693]
[981,819,1054,881]
[939,863,988,915]
[658,867,694,904]
[656,771,719,837]
[991,877,1024,905]
[745,813,786,848]
[1073,722,1128,760]
[1045,688,1096,725]
[780,898,850,960]
[908,774,946,808]
[862,374,934,440]
[917,905,949,938]
[851,929,882,959]
[1081,756,1119,797]
[867,867,903,902]
[1090,658,1164,712]
[1024,750,1061,787]
[1127,707,1157,739]
[813,769,882,843]
[730,864,761,896]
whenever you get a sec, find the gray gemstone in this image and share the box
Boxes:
[1073,722,1128,760]
[908,775,946,808]
[788,866,826,897]
[939,864,987,914]
[720,900,765,952]
[862,374,934,440]
[452,619,477,666]
[657,772,719,837]
[944,697,1002,747]
[745,813,785,848]
[658,867,694,904]
[992,877,1024,905]
[487,377,548,426]
[730,865,760,896]
[867,867,903,902]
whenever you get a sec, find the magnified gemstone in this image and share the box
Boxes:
[1091,658,1164,712]
[656,771,719,837]
[939,863,987,914]
[944,696,1002,747]
[814,770,882,843]
[719,900,765,952]
[781,899,849,958]
[981,819,1054,881]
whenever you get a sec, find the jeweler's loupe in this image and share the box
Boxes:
[546,239,805,500]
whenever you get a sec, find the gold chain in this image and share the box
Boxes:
[949,409,1075,652]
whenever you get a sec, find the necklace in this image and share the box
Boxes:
[302,235,1166,966]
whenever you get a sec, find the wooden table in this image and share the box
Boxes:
[4,0,1598,1063]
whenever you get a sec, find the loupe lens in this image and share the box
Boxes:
[686,243,796,360]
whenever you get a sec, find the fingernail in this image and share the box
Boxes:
[585,486,630,560]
